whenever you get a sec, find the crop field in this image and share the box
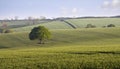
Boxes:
[0,45,120,69]
[0,27,120,69]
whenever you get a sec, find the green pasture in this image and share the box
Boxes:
[12,21,73,32]
[0,27,120,69]
[66,18,120,28]
[11,18,120,32]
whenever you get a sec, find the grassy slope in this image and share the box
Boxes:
[1,27,120,48]
[0,28,120,69]
[12,18,120,32]
[66,18,120,28]
[0,20,47,26]
[12,21,73,32]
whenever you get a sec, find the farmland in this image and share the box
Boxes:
[66,18,120,28]
[9,18,120,32]
[1,0,120,68]
[0,26,120,69]
[12,21,73,32]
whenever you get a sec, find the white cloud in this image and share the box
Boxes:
[61,7,68,16]
[102,1,110,8]
[72,8,78,14]
[101,0,120,16]
[61,7,80,17]
[112,0,120,8]
[72,8,79,17]
[102,0,120,9]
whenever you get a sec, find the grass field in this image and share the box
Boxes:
[0,20,48,28]
[66,18,120,28]
[12,21,73,32]
[0,27,120,69]
[11,18,120,32]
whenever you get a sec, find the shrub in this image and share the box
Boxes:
[0,29,13,33]
[107,24,115,27]
[102,26,106,28]
[86,24,96,28]
[4,29,13,33]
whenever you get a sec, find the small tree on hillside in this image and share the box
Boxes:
[4,29,13,33]
[29,26,51,44]
[107,24,115,27]
[86,24,96,28]
[0,28,13,33]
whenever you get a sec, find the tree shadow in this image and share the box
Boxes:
[0,46,9,49]
[66,51,120,55]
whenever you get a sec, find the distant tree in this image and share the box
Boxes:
[102,26,106,28]
[0,29,12,33]
[0,28,5,33]
[4,29,13,33]
[107,24,115,27]
[40,16,46,20]
[86,24,96,28]
[14,16,19,20]
[29,26,51,44]
[2,23,8,29]
[28,16,33,20]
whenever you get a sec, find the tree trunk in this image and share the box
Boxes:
[39,39,42,44]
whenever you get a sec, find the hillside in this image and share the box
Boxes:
[66,18,120,28]
[1,27,120,48]
[0,18,120,69]
[11,18,120,32]
[12,21,73,32]
[0,20,50,28]
[0,28,120,69]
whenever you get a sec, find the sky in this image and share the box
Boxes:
[0,0,120,19]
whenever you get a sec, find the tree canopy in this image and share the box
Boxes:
[29,26,51,44]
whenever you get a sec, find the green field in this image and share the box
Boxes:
[1,0,120,68]
[0,27,120,69]
[0,20,48,28]
[12,21,73,32]
[66,18,120,28]
[11,18,120,32]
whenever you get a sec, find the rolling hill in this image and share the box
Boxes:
[0,18,120,69]
[66,18,120,28]
[11,18,120,32]
[0,27,120,69]
[12,21,73,32]
[0,27,120,48]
